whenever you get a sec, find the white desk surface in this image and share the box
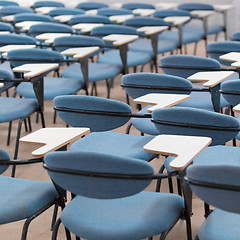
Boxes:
[0,31,10,34]
[164,16,190,26]
[103,34,138,46]
[0,44,36,53]
[219,52,240,67]
[213,4,233,12]
[72,23,104,32]
[132,9,156,17]
[111,3,123,8]
[15,21,43,30]
[144,134,212,170]
[155,3,178,10]
[233,103,240,113]
[85,9,98,15]
[109,14,134,23]
[53,15,74,23]
[35,6,56,14]
[1,15,14,22]
[137,26,168,35]
[36,33,72,44]
[0,83,4,88]
[134,93,190,113]
[191,10,214,18]
[61,46,99,59]
[20,127,90,157]
[13,63,59,78]
[187,71,235,87]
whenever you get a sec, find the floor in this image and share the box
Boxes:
[0,38,220,239]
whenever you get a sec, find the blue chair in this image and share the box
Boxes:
[14,13,53,23]
[231,32,240,41]
[153,9,204,55]
[48,7,84,17]
[186,164,240,240]
[0,22,14,32]
[160,54,233,112]
[91,24,153,74]
[0,0,19,7]
[122,2,155,10]
[53,95,157,162]
[33,1,64,9]
[55,35,122,98]
[97,7,132,17]
[0,148,59,240]
[0,6,33,17]
[44,150,192,240]
[68,14,111,26]
[76,1,108,11]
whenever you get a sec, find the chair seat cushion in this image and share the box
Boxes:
[62,62,122,82]
[184,22,224,35]
[0,175,58,224]
[16,77,83,100]
[61,191,184,240]
[0,97,38,122]
[70,131,157,161]
[97,49,153,68]
[129,38,178,54]
[198,209,240,240]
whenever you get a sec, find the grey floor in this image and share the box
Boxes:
[1,39,220,239]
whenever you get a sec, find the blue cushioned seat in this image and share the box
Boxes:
[48,7,84,17]
[122,2,155,10]
[76,2,108,11]
[61,192,184,240]
[14,13,53,23]
[0,0,19,7]
[0,6,33,17]
[33,1,64,8]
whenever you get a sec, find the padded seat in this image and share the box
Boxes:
[62,62,122,83]
[61,191,184,240]
[16,77,83,100]
[70,131,156,161]
[0,175,58,224]
[0,97,38,122]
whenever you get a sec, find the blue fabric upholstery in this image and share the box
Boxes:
[0,22,14,32]
[33,1,64,8]
[0,0,18,6]
[0,6,33,16]
[14,13,53,23]
[62,62,122,83]
[76,2,108,11]
[0,175,58,224]
[178,3,214,11]
[221,80,240,106]
[0,97,38,122]
[44,151,154,199]
[232,32,240,41]
[207,41,240,66]
[16,77,83,100]
[125,16,169,28]
[60,192,184,240]
[97,7,132,17]
[0,148,10,174]
[154,9,192,18]
[48,7,84,17]
[0,34,37,47]
[0,62,15,94]
[122,3,155,10]
[70,131,156,161]
[68,14,111,25]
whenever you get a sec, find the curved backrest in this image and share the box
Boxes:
[48,7,84,17]
[207,41,240,66]
[0,22,14,32]
[53,35,104,52]
[28,22,74,36]
[221,80,240,106]
[0,148,10,174]
[0,6,33,16]
[0,34,37,47]
[53,95,132,132]
[7,48,64,68]
[44,151,153,199]
[153,9,192,18]
[232,32,240,41]
[160,55,221,78]
[152,106,239,145]
[0,0,19,7]
[33,1,65,8]
[125,16,169,28]
[68,15,111,25]
[122,2,155,10]
[178,3,214,11]
[14,13,53,23]
[97,7,132,17]
[76,2,108,11]
[122,73,192,99]
[0,62,15,93]
[187,164,240,213]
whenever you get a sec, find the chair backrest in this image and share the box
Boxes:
[68,14,111,25]
[121,72,192,99]
[178,3,214,11]
[0,0,19,7]
[0,22,14,32]
[53,95,132,132]
[44,151,154,199]
[0,6,33,17]
[153,9,192,18]
[160,55,222,78]
[48,7,84,17]
[125,16,169,28]
[221,80,240,107]
[0,62,15,93]
[76,1,108,11]
[33,1,65,8]
[0,148,10,174]
[28,22,74,36]
[232,32,240,41]
[152,106,239,145]
[0,34,37,47]
[97,7,132,17]
[53,35,104,52]
[14,13,53,23]
[207,41,240,66]
[122,2,155,10]
[187,164,240,214]
[7,48,64,68]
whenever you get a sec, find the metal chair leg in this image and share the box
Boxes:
[51,205,59,230]
[7,121,12,146]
